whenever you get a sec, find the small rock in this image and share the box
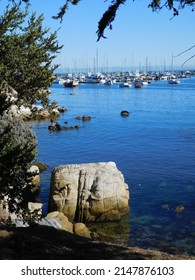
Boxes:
[48,123,61,131]
[58,106,67,113]
[120,110,129,117]
[175,205,185,212]
[75,116,82,120]
[161,203,170,210]
[82,115,92,121]
[46,211,73,233]
[46,211,60,219]
[34,162,48,171]
[29,165,40,193]
[0,230,13,238]
[73,223,91,238]
[28,202,43,218]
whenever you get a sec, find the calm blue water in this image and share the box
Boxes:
[31,77,195,256]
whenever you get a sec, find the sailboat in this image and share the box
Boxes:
[168,54,180,84]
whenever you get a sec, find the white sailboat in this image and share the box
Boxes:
[168,54,180,84]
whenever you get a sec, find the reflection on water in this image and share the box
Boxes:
[32,78,195,256]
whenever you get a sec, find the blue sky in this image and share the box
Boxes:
[3,0,195,71]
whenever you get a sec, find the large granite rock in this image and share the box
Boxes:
[48,162,130,222]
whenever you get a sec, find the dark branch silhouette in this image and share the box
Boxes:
[10,1,195,40]
[182,54,195,66]
[174,45,195,57]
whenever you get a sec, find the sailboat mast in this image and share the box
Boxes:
[96,47,99,73]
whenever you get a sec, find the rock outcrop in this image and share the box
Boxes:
[48,162,129,222]
[0,81,65,121]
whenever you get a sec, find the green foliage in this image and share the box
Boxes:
[96,0,195,40]
[0,2,64,222]
[0,110,37,215]
[0,3,63,106]
[96,0,126,41]
[0,83,12,112]
[52,0,81,21]
[51,0,195,40]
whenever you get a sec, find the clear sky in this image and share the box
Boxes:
[3,0,195,71]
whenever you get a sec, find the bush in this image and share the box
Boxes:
[0,112,37,216]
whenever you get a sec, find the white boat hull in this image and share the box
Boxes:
[168,79,180,84]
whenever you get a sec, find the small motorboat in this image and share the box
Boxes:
[119,82,132,88]
[168,79,180,84]
[134,82,142,88]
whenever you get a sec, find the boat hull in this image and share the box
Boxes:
[168,79,180,84]
[64,80,79,87]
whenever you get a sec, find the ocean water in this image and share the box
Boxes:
[31,77,195,256]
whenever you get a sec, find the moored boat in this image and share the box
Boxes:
[168,78,180,84]
[64,79,79,87]
[53,77,66,85]
[84,73,106,84]
[105,79,113,86]
[134,82,142,88]
[119,82,132,88]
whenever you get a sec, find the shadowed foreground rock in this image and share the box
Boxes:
[0,225,194,260]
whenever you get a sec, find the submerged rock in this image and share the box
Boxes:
[75,116,82,120]
[48,123,81,131]
[75,115,95,121]
[175,205,185,212]
[82,115,92,121]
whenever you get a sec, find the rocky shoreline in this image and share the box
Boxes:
[8,101,67,121]
[0,224,194,260]
[1,83,194,260]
